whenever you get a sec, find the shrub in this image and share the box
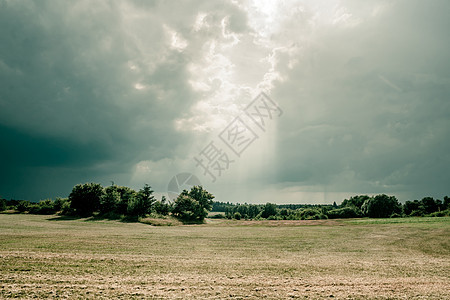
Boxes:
[53,197,68,212]
[172,186,214,222]
[261,203,277,219]
[69,183,104,216]
[36,199,56,214]
[16,201,30,213]
[153,196,171,216]
[297,208,327,220]
[0,198,6,211]
[341,195,370,210]
[409,210,424,217]
[61,200,74,215]
[428,210,449,217]
[403,200,422,216]
[233,212,241,220]
[362,194,401,218]
[327,206,362,219]
[100,186,120,214]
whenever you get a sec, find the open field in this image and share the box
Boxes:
[0,214,449,299]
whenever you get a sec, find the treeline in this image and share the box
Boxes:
[211,194,450,220]
[0,183,214,222]
[1,190,449,221]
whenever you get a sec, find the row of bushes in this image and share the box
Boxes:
[215,194,450,220]
[0,183,215,222]
[2,192,449,221]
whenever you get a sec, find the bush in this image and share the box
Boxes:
[409,209,424,217]
[427,210,449,217]
[261,203,277,219]
[16,201,30,213]
[69,183,104,216]
[100,186,120,214]
[172,186,214,222]
[0,198,6,211]
[233,212,241,220]
[153,196,171,216]
[297,208,327,220]
[61,200,74,215]
[36,199,56,215]
[327,206,362,219]
[362,194,401,218]
[115,186,137,215]
[53,197,68,212]
[403,200,422,216]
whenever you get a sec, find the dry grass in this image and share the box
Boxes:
[0,214,449,299]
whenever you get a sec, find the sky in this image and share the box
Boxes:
[1,0,449,204]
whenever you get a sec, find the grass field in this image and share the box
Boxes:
[0,214,449,299]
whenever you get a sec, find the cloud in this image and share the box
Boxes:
[0,0,448,203]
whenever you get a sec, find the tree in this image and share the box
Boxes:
[16,200,30,213]
[153,195,171,216]
[361,194,401,218]
[115,186,137,215]
[172,186,214,221]
[327,206,362,219]
[261,203,277,219]
[127,184,155,217]
[0,197,6,211]
[420,197,438,214]
[444,196,450,210]
[69,183,104,216]
[341,195,370,210]
[100,185,121,214]
[403,200,422,216]
[53,197,68,212]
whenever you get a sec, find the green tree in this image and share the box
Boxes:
[444,196,450,210]
[261,203,277,219]
[16,200,30,213]
[0,197,6,211]
[36,199,56,214]
[362,194,401,218]
[69,183,104,216]
[53,197,68,212]
[341,195,370,210]
[420,197,438,214]
[115,186,137,215]
[100,185,121,214]
[403,200,422,216]
[172,186,214,221]
[153,195,171,216]
[127,184,155,217]
[327,206,362,219]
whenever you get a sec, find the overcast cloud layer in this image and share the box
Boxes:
[1,0,449,203]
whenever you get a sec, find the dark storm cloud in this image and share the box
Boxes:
[0,0,448,203]
[0,0,199,199]
[271,0,450,200]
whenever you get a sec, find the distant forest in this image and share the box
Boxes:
[211,195,450,220]
[1,183,449,221]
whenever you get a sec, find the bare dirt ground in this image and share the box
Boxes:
[0,214,449,299]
